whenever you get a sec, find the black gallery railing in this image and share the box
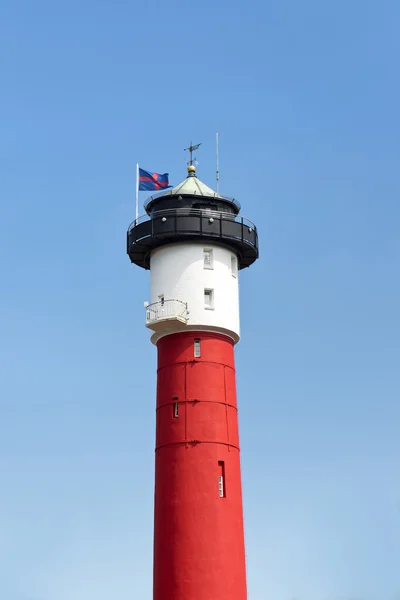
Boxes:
[127,208,258,250]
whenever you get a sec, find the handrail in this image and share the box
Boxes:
[145,299,188,326]
[128,208,257,233]
[143,189,241,212]
[146,299,187,310]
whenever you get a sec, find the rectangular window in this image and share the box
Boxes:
[159,294,165,306]
[218,461,226,498]
[194,338,201,358]
[231,255,237,278]
[173,402,179,418]
[203,248,213,269]
[204,288,214,310]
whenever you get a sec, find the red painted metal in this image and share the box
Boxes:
[153,331,247,600]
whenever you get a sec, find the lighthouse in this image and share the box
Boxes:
[127,157,259,600]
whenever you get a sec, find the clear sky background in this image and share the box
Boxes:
[1,0,399,599]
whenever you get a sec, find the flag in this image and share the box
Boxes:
[138,168,171,191]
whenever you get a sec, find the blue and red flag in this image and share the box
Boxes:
[139,168,171,191]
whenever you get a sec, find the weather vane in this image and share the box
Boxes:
[184,141,202,166]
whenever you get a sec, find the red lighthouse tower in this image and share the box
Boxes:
[127,160,259,600]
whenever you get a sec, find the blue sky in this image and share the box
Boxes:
[1,0,399,598]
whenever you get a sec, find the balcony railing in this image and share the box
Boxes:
[144,190,242,212]
[127,207,259,270]
[145,299,189,327]
[128,207,255,234]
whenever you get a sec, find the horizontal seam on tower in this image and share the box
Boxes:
[157,360,236,372]
[155,441,240,452]
[156,400,238,411]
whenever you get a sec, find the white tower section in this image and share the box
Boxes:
[147,242,240,344]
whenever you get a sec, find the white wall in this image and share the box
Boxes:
[149,242,240,343]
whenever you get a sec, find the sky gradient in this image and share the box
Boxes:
[0,0,399,599]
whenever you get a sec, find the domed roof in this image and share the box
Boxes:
[169,167,223,199]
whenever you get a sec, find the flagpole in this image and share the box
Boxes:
[135,163,139,221]
[216,133,219,193]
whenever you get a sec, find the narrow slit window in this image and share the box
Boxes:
[159,294,165,306]
[204,288,214,309]
[231,255,237,278]
[173,402,179,418]
[203,248,213,269]
[194,338,201,358]
[218,461,226,498]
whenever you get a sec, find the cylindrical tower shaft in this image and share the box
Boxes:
[127,162,259,599]
[153,331,247,600]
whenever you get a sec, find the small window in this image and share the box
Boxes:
[159,294,165,306]
[204,288,214,310]
[173,402,179,418]
[231,255,237,278]
[218,461,226,498]
[194,203,218,212]
[203,248,213,269]
[194,338,201,358]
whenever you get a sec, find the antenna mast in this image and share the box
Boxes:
[216,133,219,193]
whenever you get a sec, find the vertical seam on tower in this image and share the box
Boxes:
[224,365,230,451]
[184,362,188,448]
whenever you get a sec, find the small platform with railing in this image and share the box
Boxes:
[145,299,189,328]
